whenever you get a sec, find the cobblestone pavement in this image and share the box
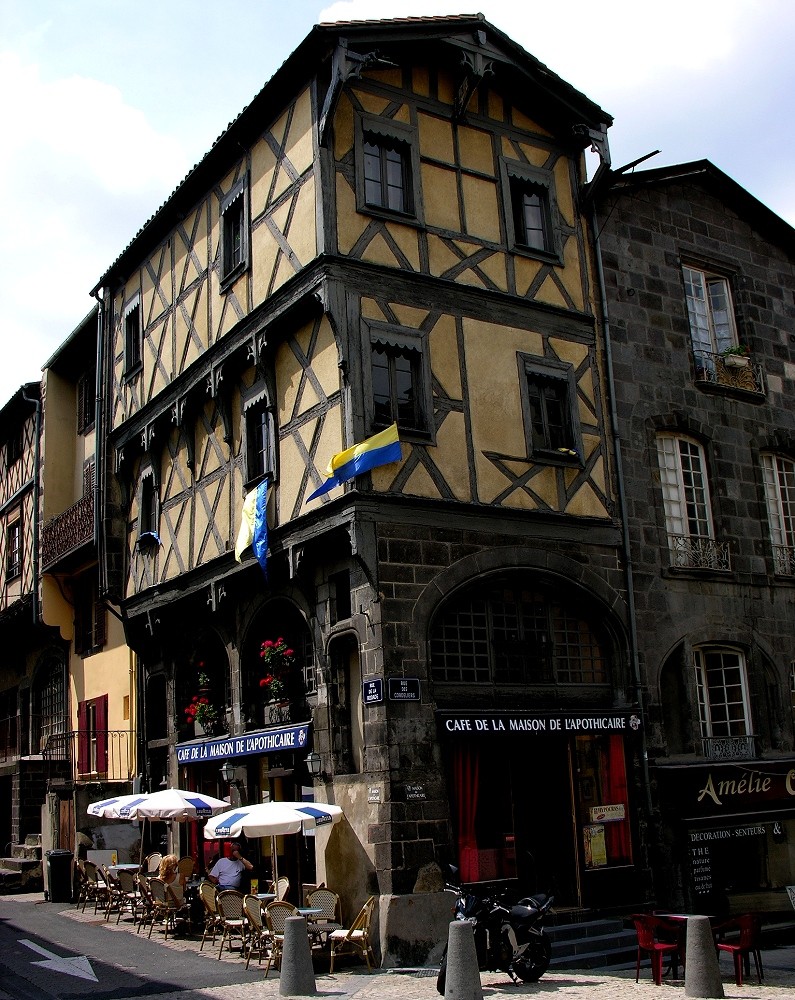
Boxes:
[11,894,795,1000]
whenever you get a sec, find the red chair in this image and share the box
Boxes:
[714,913,763,986]
[632,914,681,985]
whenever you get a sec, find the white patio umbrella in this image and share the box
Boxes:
[87,788,230,862]
[203,800,343,886]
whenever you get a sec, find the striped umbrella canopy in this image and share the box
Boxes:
[204,800,343,839]
[87,788,229,821]
[204,801,343,886]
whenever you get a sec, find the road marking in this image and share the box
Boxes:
[19,939,98,981]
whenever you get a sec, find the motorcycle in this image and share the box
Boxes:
[436,871,554,992]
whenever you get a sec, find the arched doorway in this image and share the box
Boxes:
[431,572,635,909]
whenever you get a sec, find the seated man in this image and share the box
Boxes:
[207,842,254,891]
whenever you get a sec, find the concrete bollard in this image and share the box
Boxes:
[444,919,483,1000]
[279,916,317,997]
[684,915,725,998]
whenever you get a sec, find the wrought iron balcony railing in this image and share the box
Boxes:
[42,729,134,782]
[772,544,795,576]
[669,534,731,571]
[693,350,765,396]
[702,734,757,761]
[42,493,94,568]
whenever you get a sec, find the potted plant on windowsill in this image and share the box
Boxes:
[721,344,751,368]
[259,638,295,722]
[184,670,221,736]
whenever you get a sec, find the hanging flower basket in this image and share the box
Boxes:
[259,638,295,704]
[184,667,221,736]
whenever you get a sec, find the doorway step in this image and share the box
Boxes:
[547,915,638,971]
[0,835,43,894]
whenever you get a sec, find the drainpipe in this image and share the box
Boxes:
[589,202,654,816]
[20,385,41,626]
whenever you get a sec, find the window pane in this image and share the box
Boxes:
[371,348,392,424]
[695,648,750,737]
[521,190,545,250]
[527,374,572,453]
[394,352,417,426]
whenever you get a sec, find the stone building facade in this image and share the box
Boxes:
[596,159,795,914]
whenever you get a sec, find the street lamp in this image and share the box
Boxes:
[305,751,322,778]
[219,760,237,784]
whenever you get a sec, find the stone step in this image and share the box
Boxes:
[0,857,41,874]
[11,843,41,861]
[547,918,639,971]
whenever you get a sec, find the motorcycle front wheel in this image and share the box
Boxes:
[436,950,447,995]
[511,934,551,982]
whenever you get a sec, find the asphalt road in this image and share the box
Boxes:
[0,893,270,999]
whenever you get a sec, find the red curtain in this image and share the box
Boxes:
[453,744,480,882]
[599,735,631,863]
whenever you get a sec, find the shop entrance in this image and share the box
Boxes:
[450,735,579,905]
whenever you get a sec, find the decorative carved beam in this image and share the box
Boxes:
[454,42,495,120]
[206,363,232,444]
[319,41,393,146]
[171,395,196,472]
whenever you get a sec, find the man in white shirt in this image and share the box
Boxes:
[207,842,254,890]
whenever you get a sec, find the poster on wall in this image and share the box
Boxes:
[583,824,607,868]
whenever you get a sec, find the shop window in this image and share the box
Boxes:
[77,695,108,776]
[431,578,609,687]
[124,299,142,376]
[329,570,351,625]
[368,323,431,437]
[355,115,419,220]
[760,453,795,575]
[655,434,729,571]
[220,178,249,286]
[576,734,632,869]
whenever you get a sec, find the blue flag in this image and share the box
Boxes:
[235,480,268,578]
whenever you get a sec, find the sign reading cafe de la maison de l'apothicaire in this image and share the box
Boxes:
[441,712,642,735]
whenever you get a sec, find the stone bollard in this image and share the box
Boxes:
[684,915,725,998]
[279,916,317,997]
[444,919,483,1000]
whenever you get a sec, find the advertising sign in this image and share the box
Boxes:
[175,723,309,764]
[590,803,626,824]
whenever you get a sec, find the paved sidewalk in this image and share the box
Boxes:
[7,893,795,1000]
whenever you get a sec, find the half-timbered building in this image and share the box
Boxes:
[94,15,646,917]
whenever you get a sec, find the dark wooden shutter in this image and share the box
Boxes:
[77,700,89,775]
[95,695,108,775]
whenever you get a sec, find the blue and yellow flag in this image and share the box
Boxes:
[234,479,268,576]
[306,423,402,503]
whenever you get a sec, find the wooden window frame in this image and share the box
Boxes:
[682,263,739,357]
[77,367,96,434]
[500,159,561,263]
[74,573,107,657]
[354,114,422,224]
[366,321,433,440]
[123,298,142,378]
[220,177,249,289]
[77,694,108,777]
[243,386,274,488]
[519,355,582,465]
[5,515,22,579]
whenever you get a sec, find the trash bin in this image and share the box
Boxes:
[45,849,74,903]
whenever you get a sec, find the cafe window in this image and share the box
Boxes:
[575,734,632,869]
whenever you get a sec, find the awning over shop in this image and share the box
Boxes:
[175,722,310,765]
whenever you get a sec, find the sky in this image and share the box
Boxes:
[1,0,794,405]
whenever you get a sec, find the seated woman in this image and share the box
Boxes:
[158,854,187,903]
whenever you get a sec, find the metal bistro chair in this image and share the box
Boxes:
[147,876,190,940]
[306,887,343,946]
[81,860,109,915]
[216,889,248,959]
[263,900,299,977]
[198,881,222,951]
[135,874,155,933]
[328,896,377,974]
[243,893,271,970]
[177,856,195,880]
[115,868,147,926]
[269,876,290,901]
